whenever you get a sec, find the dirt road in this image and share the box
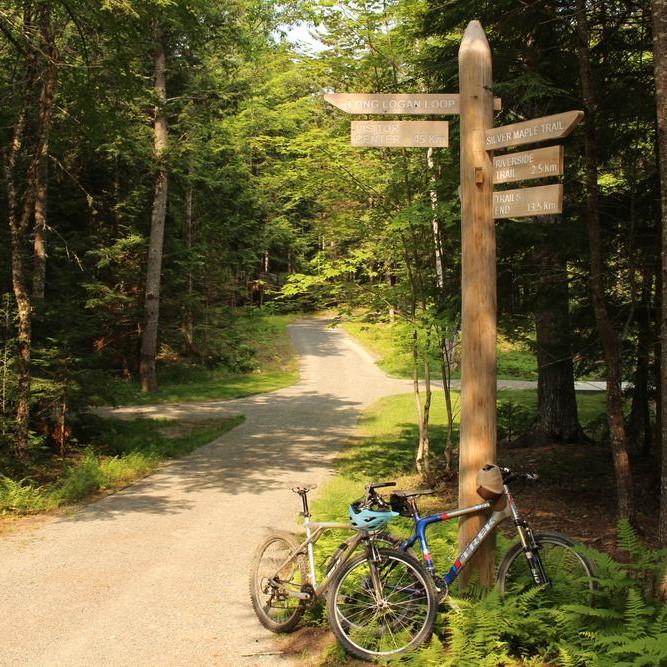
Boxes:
[0,320,411,667]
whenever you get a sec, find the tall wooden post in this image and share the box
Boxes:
[458,20,496,586]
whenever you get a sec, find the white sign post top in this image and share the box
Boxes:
[325,93,502,115]
[486,111,583,150]
[351,121,449,148]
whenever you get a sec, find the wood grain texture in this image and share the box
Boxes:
[350,120,448,147]
[458,20,496,587]
[493,145,563,184]
[493,184,563,218]
[325,92,502,115]
[486,111,583,150]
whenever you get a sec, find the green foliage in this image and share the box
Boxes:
[496,401,533,442]
[0,415,242,514]
[107,311,299,405]
[436,522,667,666]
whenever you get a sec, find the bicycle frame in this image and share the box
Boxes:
[268,518,375,600]
[399,485,521,586]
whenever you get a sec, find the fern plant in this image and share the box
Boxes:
[406,521,667,667]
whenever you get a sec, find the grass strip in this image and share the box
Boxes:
[342,319,538,381]
[109,312,301,405]
[0,415,243,515]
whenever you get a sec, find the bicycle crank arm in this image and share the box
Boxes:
[285,590,312,600]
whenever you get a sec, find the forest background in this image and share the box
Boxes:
[2,0,667,644]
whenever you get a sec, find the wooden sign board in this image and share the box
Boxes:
[493,146,564,184]
[486,111,583,150]
[325,93,502,115]
[493,184,563,219]
[351,120,449,148]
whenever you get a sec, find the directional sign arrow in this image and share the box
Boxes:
[325,93,502,115]
[486,111,583,151]
[493,184,563,219]
[351,120,449,148]
[493,146,564,184]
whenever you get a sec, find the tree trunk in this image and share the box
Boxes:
[651,0,667,552]
[3,5,58,454]
[182,176,194,352]
[528,241,583,444]
[32,152,48,301]
[575,0,634,520]
[628,267,653,455]
[140,27,169,393]
[427,147,444,290]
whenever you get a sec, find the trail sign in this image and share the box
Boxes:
[493,184,563,219]
[493,146,564,184]
[485,111,583,150]
[351,120,449,147]
[325,93,502,115]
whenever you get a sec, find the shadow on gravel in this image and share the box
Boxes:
[68,390,362,521]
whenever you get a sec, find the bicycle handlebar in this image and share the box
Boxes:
[500,467,539,484]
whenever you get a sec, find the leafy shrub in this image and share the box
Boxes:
[0,475,53,513]
[416,521,667,666]
[496,400,533,442]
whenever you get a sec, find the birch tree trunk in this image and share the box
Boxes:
[140,26,169,393]
[575,0,634,520]
[652,0,667,549]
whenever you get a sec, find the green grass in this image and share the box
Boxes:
[310,388,607,581]
[307,389,612,664]
[110,312,300,405]
[342,319,537,380]
[0,415,242,515]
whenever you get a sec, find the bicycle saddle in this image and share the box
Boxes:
[391,489,434,498]
[291,484,317,494]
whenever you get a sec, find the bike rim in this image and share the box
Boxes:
[502,539,594,604]
[255,538,303,622]
[333,554,432,657]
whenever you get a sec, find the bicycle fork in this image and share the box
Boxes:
[510,492,550,586]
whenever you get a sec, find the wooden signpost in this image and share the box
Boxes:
[351,120,448,148]
[324,92,502,115]
[493,146,564,184]
[324,21,583,587]
[493,184,564,218]
[485,110,583,150]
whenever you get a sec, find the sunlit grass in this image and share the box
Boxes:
[0,416,242,515]
[111,312,301,405]
[342,319,537,380]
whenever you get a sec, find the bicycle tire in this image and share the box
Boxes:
[326,548,438,661]
[497,531,596,604]
[249,531,308,632]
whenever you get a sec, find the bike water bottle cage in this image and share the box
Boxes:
[348,500,398,530]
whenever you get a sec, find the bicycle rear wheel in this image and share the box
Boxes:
[326,548,437,662]
[497,531,596,605]
[249,532,308,632]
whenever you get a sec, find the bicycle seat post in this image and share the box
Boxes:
[299,490,311,519]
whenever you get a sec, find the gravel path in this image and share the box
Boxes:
[0,320,411,667]
[0,319,609,667]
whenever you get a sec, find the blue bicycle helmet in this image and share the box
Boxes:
[348,501,399,530]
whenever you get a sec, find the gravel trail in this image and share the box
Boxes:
[0,319,411,667]
[0,319,608,667]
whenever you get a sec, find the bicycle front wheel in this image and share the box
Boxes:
[497,531,596,605]
[326,548,437,662]
[249,532,308,633]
